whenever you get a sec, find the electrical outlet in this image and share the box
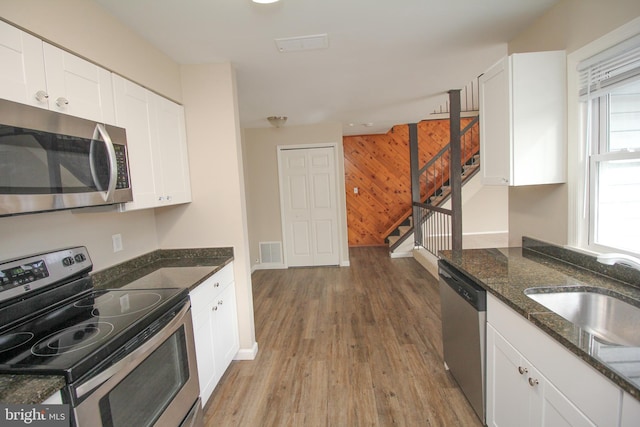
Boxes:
[112,234,123,253]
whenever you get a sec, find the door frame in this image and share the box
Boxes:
[277,143,345,268]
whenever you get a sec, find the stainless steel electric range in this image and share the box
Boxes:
[0,247,202,427]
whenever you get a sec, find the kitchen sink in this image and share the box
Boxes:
[524,287,640,347]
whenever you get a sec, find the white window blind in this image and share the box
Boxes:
[578,33,640,101]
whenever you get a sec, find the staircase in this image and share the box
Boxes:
[385,115,480,253]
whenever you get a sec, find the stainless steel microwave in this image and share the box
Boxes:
[0,99,133,216]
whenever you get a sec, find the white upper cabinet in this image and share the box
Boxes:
[0,20,47,108]
[113,75,191,211]
[42,43,115,124]
[0,20,115,124]
[479,51,566,186]
[153,93,192,206]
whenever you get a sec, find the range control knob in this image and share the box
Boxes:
[74,253,86,263]
[62,256,75,267]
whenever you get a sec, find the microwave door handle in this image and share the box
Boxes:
[74,301,191,399]
[92,123,117,202]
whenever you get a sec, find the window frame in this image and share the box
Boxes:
[589,78,640,256]
[568,21,640,258]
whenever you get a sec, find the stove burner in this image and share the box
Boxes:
[0,332,34,353]
[31,322,114,356]
[92,292,163,318]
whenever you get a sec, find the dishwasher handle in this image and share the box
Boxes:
[439,262,486,311]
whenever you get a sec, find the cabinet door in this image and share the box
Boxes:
[212,282,240,383]
[0,21,48,108]
[487,324,530,426]
[479,57,511,186]
[113,75,160,210]
[536,380,596,427]
[42,43,115,124]
[510,51,566,186]
[190,278,218,407]
[194,309,217,406]
[152,94,191,206]
[621,392,640,427]
[115,78,192,210]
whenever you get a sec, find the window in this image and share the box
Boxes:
[579,34,640,256]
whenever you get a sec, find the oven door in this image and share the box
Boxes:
[72,300,200,427]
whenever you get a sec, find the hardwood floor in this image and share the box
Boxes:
[202,247,482,426]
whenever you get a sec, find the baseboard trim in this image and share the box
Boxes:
[234,342,259,360]
[390,251,413,258]
[252,263,286,273]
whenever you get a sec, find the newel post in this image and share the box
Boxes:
[449,89,462,251]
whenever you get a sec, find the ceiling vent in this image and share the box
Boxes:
[275,34,329,53]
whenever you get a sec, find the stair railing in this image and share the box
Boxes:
[411,113,479,257]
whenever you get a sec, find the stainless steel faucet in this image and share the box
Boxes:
[597,253,640,272]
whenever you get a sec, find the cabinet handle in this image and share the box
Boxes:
[56,97,69,107]
[528,378,539,387]
[35,90,49,102]
[518,366,528,375]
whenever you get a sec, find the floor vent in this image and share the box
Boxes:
[259,241,282,264]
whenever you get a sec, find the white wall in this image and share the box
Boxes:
[243,123,349,270]
[155,63,256,354]
[460,173,509,248]
[0,209,158,271]
[506,0,640,246]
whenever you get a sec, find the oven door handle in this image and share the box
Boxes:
[75,300,190,399]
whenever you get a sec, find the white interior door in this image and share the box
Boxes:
[279,146,340,267]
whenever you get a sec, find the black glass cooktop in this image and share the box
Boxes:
[0,287,187,382]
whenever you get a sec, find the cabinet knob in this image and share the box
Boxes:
[212,306,218,311]
[56,97,69,107]
[518,366,528,375]
[35,90,49,103]
[166,195,172,201]
[214,282,220,288]
[218,300,223,305]
[528,378,539,387]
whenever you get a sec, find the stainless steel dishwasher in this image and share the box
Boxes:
[438,259,486,424]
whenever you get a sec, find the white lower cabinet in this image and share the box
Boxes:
[189,263,239,407]
[621,392,640,427]
[487,293,622,427]
[488,324,595,427]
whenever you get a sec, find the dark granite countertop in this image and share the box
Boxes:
[0,247,234,405]
[440,237,640,402]
[0,375,65,404]
[91,247,234,291]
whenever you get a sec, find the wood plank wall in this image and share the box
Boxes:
[344,118,475,247]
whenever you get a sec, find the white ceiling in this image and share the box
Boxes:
[93,0,559,135]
